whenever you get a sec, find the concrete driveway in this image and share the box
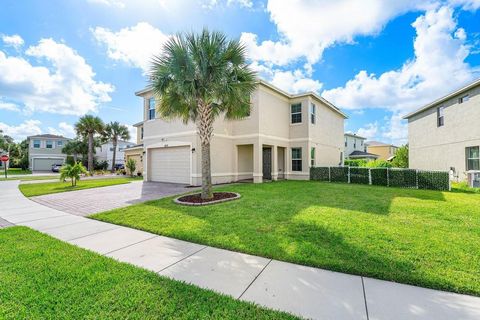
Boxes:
[31,181,193,216]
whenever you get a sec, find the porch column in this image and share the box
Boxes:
[272,145,278,181]
[253,141,263,183]
[233,145,239,182]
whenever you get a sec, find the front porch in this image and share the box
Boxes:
[235,143,287,183]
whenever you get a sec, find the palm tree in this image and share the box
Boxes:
[75,115,104,173]
[103,121,130,172]
[62,139,88,163]
[150,29,256,199]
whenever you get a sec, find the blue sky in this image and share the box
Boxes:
[0,0,479,144]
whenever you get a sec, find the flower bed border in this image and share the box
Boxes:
[174,192,241,206]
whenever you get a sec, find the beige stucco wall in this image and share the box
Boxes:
[136,82,346,185]
[408,85,480,180]
[124,149,143,175]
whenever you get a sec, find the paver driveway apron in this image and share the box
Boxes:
[1,180,480,320]
[29,181,191,216]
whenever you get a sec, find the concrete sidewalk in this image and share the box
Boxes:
[1,180,479,320]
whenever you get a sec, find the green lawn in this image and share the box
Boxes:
[93,180,480,297]
[0,175,58,182]
[19,177,141,197]
[0,227,294,319]
[2,168,32,175]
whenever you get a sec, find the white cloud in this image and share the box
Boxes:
[242,0,434,67]
[0,120,42,141]
[125,124,136,142]
[357,122,379,140]
[228,0,253,8]
[0,38,114,115]
[87,0,125,8]
[0,100,20,112]
[48,122,76,138]
[1,34,24,49]
[381,113,408,144]
[323,6,474,115]
[92,22,170,73]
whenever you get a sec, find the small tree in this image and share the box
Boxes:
[102,122,131,173]
[60,162,87,187]
[75,115,104,173]
[391,144,409,168]
[126,158,136,177]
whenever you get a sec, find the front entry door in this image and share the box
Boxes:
[263,148,272,180]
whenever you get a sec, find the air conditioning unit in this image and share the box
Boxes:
[467,171,480,188]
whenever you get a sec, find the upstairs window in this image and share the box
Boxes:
[310,103,316,124]
[148,97,156,120]
[459,94,469,104]
[310,147,315,166]
[437,106,445,127]
[141,127,144,139]
[57,140,63,148]
[466,146,479,171]
[33,140,40,148]
[46,140,53,149]
[354,139,357,148]
[344,138,347,147]
[291,103,302,124]
[292,148,302,171]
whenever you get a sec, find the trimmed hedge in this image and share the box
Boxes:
[330,167,348,183]
[310,167,329,181]
[350,167,369,185]
[310,167,450,191]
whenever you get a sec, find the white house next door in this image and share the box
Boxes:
[148,146,191,184]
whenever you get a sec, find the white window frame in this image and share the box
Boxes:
[466,146,480,171]
[437,106,445,127]
[291,147,302,171]
[459,94,469,104]
[310,103,316,124]
[148,97,156,120]
[46,140,53,149]
[57,140,63,148]
[291,103,302,124]
[33,139,41,148]
[310,147,315,166]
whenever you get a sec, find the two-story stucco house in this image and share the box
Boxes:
[126,80,347,185]
[27,134,70,171]
[404,78,480,181]
[96,140,135,167]
[344,133,378,161]
[365,141,398,161]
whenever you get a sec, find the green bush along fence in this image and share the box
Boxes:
[310,166,450,191]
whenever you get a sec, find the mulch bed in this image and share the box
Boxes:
[175,192,240,205]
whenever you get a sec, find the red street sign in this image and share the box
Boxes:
[1,155,9,162]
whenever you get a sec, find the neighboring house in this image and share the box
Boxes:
[344,133,378,161]
[366,141,398,161]
[404,78,480,181]
[27,134,70,171]
[132,79,347,185]
[124,121,144,175]
[96,140,135,167]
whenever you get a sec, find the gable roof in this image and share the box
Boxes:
[366,140,397,147]
[344,132,366,140]
[27,134,69,140]
[135,78,348,119]
[348,150,379,158]
[403,78,480,119]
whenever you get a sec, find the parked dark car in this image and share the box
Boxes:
[113,163,124,171]
[51,164,63,172]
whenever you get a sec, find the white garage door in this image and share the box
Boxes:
[149,146,190,184]
[33,158,64,171]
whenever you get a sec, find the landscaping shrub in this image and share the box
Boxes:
[418,170,449,191]
[388,168,417,188]
[370,168,388,186]
[365,159,393,168]
[350,167,369,184]
[344,159,367,167]
[310,167,329,181]
[330,167,348,183]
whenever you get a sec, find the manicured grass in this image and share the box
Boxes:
[19,177,141,197]
[93,180,480,297]
[5,168,32,175]
[0,175,57,181]
[0,227,294,319]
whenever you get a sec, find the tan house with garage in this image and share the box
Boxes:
[366,141,398,161]
[404,78,480,181]
[27,134,70,171]
[130,80,347,185]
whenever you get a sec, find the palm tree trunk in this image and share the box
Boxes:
[198,101,214,200]
[201,141,213,199]
[88,133,94,173]
[111,138,117,173]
